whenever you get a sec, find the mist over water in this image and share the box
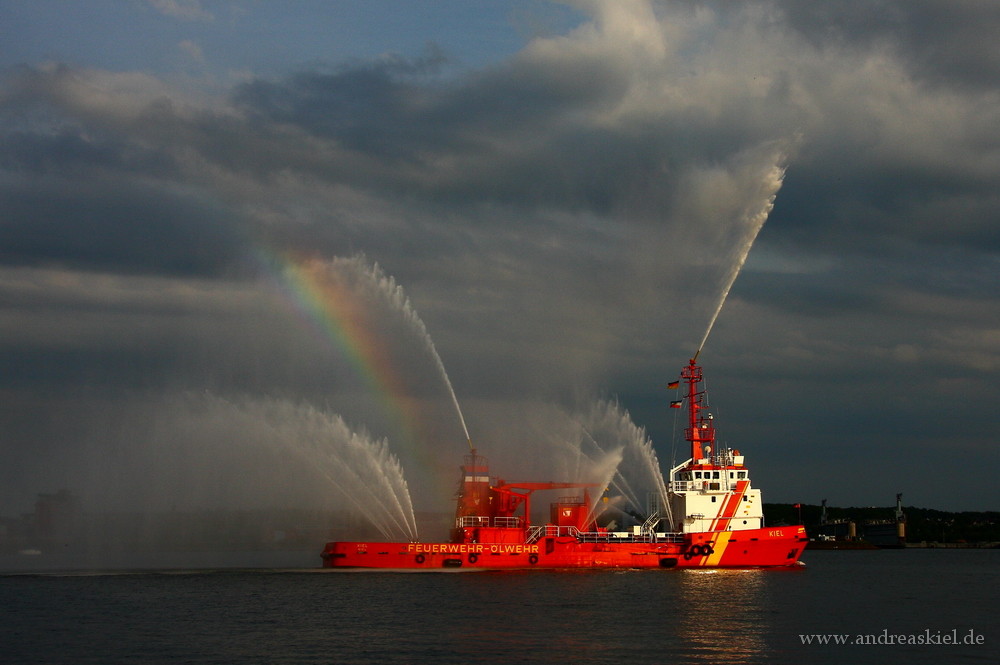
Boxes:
[545,399,670,529]
[79,393,417,540]
[3,167,789,554]
[20,235,755,552]
[223,395,419,542]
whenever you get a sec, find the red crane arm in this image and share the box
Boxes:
[493,482,599,493]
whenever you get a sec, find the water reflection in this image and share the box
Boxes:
[429,569,787,664]
[357,568,797,665]
[671,569,771,663]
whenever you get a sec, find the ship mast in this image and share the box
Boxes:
[681,358,715,466]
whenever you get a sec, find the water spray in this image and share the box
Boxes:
[693,164,785,359]
[349,257,474,451]
[413,325,473,450]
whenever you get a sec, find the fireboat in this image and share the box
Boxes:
[321,358,807,569]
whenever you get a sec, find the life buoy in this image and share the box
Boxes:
[415,554,425,564]
[703,544,714,556]
[528,554,539,565]
[683,551,693,560]
[689,544,704,556]
[468,553,479,564]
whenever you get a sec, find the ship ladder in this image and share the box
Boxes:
[641,512,660,541]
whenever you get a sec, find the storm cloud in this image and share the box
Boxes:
[0,0,997,515]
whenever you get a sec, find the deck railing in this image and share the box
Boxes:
[493,516,522,528]
[527,525,685,544]
[458,516,687,545]
[455,516,490,528]
[456,516,526,529]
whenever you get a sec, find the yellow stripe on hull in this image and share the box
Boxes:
[702,531,731,566]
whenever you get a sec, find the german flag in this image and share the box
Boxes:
[666,381,679,389]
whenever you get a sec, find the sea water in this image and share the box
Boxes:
[1,549,995,664]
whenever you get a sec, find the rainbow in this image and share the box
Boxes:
[257,250,435,470]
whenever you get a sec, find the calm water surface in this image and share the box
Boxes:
[1,549,996,664]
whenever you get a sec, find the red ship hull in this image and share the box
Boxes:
[322,525,807,570]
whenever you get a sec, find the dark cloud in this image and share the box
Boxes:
[780,0,1000,90]
[0,1,997,515]
[0,177,239,275]
[233,48,453,157]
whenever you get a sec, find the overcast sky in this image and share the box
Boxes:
[1,0,997,520]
